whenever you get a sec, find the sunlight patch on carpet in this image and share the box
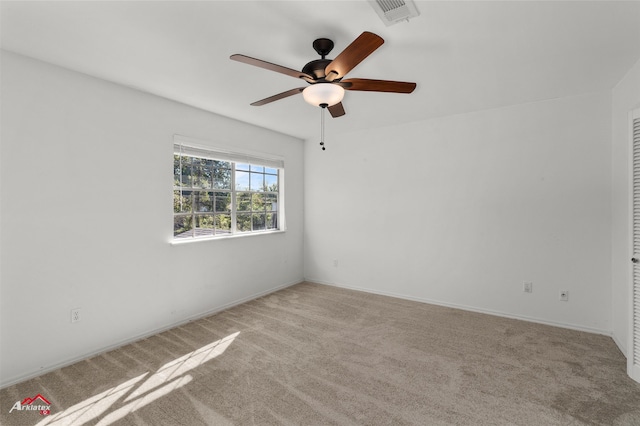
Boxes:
[35,332,240,425]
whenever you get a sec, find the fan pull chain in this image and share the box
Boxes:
[319,106,326,151]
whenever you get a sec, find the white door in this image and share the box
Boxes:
[630,107,640,382]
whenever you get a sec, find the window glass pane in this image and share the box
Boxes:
[175,155,192,187]
[252,193,265,211]
[263,193,278,211]
[252,213,266,231]
[213,166,231,189]
[236,192,251,212]
[250,165,264,172]
[265,167,277,175]
[265,174,278,191]
[237,163,250,171]
[174,216,193,238]
[214,192,231,212]
[237,213,252,232]
[174,155,181,187]
[214,160,231,169]
[215,214,231,234]
[192,164,204,188]
[193,159,213,189]
[194,191,213,212]
[250,172,264,192]
[194,215,215,237]
[235,171,250,191]
[174,190,192,213]
[266,213,278,230]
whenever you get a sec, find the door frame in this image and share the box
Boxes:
[628,107,640,382]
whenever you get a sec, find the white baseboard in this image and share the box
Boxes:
[309,279,613,337]
[1,279,302,389]
[611,332,628,357]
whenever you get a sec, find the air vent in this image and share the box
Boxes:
[368,0,420,26]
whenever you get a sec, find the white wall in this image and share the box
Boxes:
[0,51,304,386]
[1,46,631,387]
[305,92,612,333]
[611,58,640,357]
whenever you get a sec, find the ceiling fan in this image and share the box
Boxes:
[230,31,417,118]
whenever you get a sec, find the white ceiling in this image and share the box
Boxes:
[2,1,640,141]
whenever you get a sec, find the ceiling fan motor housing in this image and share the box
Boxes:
[302,38,342,81]
[302,59,333,81]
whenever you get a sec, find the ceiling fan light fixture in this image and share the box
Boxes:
[302,83,344,107]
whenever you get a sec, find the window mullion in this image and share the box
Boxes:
[190,190,195,238]
[250,189,254,232]
[276,170,280,230]
[231,162,237,234]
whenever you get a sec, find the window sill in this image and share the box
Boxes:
[170,229,286,245]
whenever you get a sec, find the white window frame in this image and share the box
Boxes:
[172,135,285,243]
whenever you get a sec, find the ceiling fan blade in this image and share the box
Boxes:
[340,78,416,93]
[324,32,384,82]
[250,88,305,106]
[230,54,314,82]
[328,102,346,118]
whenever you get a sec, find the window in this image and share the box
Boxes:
[173,139,283,240]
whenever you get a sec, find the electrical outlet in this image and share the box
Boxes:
[333,259,339,267]
[71,308,81,323]
[523,282,533,293]
[559,291,569,302]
